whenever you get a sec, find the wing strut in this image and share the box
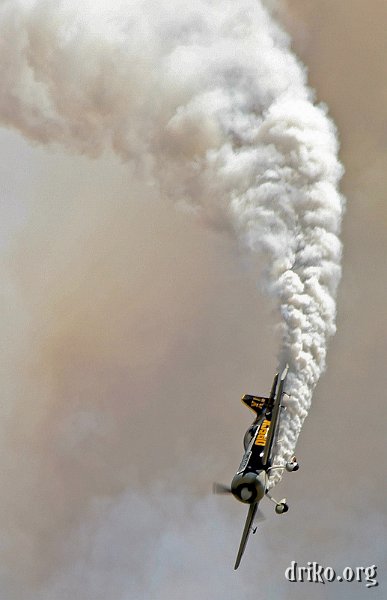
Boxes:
[234,502,258,570]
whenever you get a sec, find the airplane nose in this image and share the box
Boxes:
[240,487,253,501]
[231,472,265,504]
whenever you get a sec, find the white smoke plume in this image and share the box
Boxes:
[0,0,343,494]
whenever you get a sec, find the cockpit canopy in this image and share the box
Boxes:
[243,424,258,450]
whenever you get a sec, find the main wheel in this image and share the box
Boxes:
[285,460,299,472]
[275,502,289,514]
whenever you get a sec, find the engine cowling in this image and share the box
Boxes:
[231,471,266,504]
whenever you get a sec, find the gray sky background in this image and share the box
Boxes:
[0,2,386,599]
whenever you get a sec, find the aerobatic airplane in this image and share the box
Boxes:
[213,365,299,569]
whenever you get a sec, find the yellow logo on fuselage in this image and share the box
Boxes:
[255,419,270,446]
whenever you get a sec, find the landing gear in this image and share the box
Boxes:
[266,492,289,515]
[285,456,299,472]
[268,456,299,475]
[275,501,289,514]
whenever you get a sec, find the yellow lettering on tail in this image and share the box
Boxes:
[251,399,264,409]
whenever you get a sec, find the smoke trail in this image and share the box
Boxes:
[0,0,343,489]
[228,98,344,481]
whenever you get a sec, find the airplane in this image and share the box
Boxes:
[213,364,299,569]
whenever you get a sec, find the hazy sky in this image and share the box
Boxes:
[0,2,386,599]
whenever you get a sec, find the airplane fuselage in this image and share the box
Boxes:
[230,408,275,504]
[213,366,291,570]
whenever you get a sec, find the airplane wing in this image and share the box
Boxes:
[234,502,258,570]
[262,364,288,466]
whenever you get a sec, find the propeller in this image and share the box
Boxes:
[212,482,232,495]
[213,482,266,525]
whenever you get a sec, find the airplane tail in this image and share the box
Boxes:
[241,372,279,416]
[241,394,269,415]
